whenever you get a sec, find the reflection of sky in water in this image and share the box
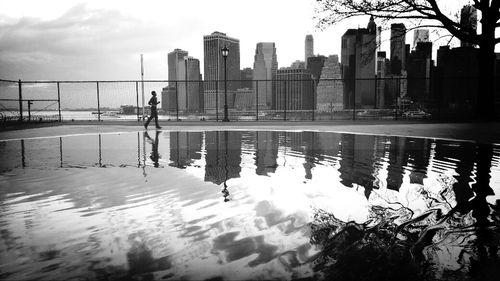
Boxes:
[0,131,499,280]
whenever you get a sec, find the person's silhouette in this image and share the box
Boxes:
[144,91,161,129]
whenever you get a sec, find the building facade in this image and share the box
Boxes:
[253,42,278,110]
[203,31,241,112]
[434,46,479,114]
[178,57,203,112]
[316,55,344,111]
[234,88,254,111]
[341,16,377,109]
[240,67,253,89]
[407,42,433,103]
[390,23,407,74]
[305,34,314,68]
[168,49,188,84]
[274,68,314,111]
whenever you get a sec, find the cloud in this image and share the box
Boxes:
[0,3,170,80]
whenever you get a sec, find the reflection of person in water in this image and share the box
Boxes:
[144,131,160,167]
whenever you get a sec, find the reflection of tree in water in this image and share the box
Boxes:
[310,144,500,281]
[310,200,500,281]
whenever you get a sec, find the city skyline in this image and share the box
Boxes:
[0,0,481,81]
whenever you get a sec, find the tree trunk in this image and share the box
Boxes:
[476,24,497,121]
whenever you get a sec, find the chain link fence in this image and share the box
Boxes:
[1,77,497,123]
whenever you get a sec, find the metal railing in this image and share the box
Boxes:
[0,76,497,123]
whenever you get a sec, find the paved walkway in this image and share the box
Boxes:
[1,120,500,144]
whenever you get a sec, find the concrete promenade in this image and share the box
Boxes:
[1,120,500,144]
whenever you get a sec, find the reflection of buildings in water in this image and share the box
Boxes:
[169,132,202,169]
[371,135,388,192]
[470,143,495,226]
[254,131,279,176]
[335,134,433,198]
[404,138,431,185]
[338,134,355,187]
[302,132,317,180]
[434,140,476,203]
[352,135,377,197]
[472,144,495,196]
[204,131,242,185]
[386,137,405,191]
[287,131,319,179]
[337,134,378,197]
[433,141,496,207]
[316,132,342,162]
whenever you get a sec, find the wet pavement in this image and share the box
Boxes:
[1,121,500,144]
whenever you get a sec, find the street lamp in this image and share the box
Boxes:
[221,46,229,122]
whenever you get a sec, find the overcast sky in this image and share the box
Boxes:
[0,0,492,81]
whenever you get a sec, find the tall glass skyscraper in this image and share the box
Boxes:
[390,23,407,74]
[253,42,278,109]
[203,32,240,111]
[168,49,188,85]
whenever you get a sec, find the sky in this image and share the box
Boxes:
[0,0,490,81]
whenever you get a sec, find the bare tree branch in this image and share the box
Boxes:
[314,0,495,45]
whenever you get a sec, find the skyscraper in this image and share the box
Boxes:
[168,49,188,85]
[341,16,377,109]
[203,31,241,112]
[305,35,314,68]
[375,51,390,108]
[166,49,189,112]
[253,42,278,109]
[307,55,327,84]
[316,55,344,112]
[390,23,407,74]
[274,67,314,111]
[407,41,433,102]
[178,56,203,112]
[460,5,477,47]
[240,67,253,89]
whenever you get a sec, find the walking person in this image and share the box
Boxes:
[144,91,161,129]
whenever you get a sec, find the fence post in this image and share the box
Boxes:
[394,76,398,120]
[96,81,101,121]
[57,82,62,122]
[27,100,32,122]
[255,80,259,121]
[18,79,23,122]
[216,80,219,121]
[312,79,315,121]
[135,81,140,121]
[352,77,356,121]
[175,81,179,121]
[284,80,287,121]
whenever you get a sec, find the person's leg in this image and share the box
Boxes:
[144,115,153,128]
[153,108,161,128]
[155,115,161,128]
